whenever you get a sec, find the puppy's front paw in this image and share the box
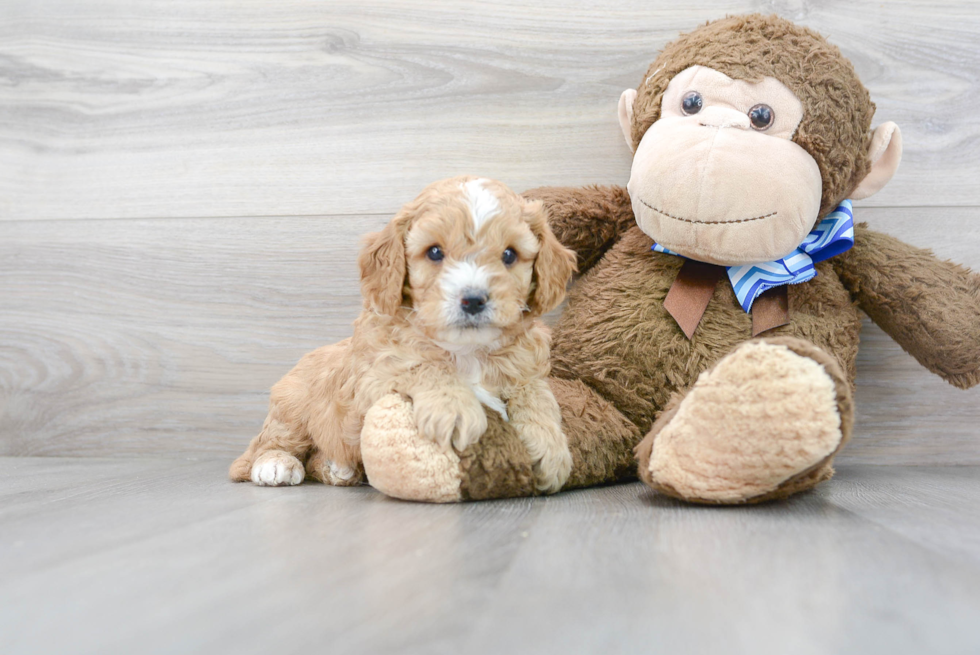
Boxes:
[414,396,457,449]
[250,451,305,486]
[450,399,489,452]
[413,392,487,452]
[532,434,572,494]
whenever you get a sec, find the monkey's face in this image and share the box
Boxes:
[624,66,823,266]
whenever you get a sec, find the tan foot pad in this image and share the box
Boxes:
[650,341,843,503]
[361,393,463,503]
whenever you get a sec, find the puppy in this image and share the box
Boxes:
[229,176,577,493]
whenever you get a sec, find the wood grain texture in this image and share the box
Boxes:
[1,207,977,462]
[1,0,979,220]
[0,213,387,456]
[1,458,979,655]
[826,465,980,567]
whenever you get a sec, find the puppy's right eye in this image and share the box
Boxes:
[426,245,444,262]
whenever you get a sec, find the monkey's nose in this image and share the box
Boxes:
[461,293,488,315]
[697,106,750,130]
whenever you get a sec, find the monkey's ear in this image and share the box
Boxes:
[851,122,902,200]
[618,89,638,153]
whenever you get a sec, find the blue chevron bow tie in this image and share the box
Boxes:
[652,200,855,312]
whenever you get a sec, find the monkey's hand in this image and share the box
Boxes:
[835,223,980,389]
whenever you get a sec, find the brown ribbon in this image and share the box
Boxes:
[751,285,790,336]
[663,260,726,339]
[663,260,789,339]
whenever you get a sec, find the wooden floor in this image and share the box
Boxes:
[1,458,979,655]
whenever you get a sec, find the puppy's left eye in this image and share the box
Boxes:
[426,245,444,262]
[502,248,518,266]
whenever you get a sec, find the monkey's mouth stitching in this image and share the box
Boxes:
[638,198,778,225]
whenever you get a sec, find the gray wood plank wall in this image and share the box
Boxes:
[2,0,979,463]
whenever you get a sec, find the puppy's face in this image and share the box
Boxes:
[360,177,576,348]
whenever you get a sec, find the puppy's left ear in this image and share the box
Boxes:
[359,207,413,315]
[524,199,577,316]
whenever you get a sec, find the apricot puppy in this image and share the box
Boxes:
[230,176,577,494]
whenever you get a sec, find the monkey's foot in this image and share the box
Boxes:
[361,394,464,502]
[360,394,538,503]
[635,337,853,504]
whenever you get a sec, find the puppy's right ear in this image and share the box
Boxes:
[524,198,577,317]
[359,209,412,315]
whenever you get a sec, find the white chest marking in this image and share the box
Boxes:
[462,179,500,232]
[453,350,508,421]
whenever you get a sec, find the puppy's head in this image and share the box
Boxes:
[359,176,576,347]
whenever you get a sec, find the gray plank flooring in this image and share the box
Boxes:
[1,457,979,655]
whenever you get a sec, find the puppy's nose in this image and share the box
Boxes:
[460,293,488,315]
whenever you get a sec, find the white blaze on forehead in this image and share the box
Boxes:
[462,178,501,232]
[441,259,492,300]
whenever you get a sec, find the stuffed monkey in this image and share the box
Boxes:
[356,14,980,503]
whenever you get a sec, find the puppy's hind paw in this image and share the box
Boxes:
[250,451,305,486]
[306,451,364,487]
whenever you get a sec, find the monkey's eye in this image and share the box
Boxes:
[748,104,774,130]
[681,91,703,115]
[426,245,444,262]
[502,248,518,266]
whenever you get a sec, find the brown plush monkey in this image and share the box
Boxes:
[357,14,980,503]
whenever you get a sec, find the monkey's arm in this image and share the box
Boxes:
[523,185,636,274]
[833,224,980,389]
